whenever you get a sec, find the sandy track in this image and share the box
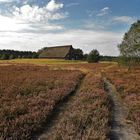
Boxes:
[104,78,140,140]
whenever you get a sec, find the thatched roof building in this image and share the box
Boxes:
[39,45,75,60]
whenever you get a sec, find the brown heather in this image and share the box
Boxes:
[0,65,83,139]
[43,72,110,140]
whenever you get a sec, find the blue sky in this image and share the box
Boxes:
[0,0,139,56]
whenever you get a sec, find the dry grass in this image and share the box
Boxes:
[0,59,86,65]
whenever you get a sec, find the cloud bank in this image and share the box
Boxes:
[112,16,135,24]
[0,29,123,56]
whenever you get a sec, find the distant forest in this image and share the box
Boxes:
[0,50,38,60]
[100,55,118,62]
[0,49,118,61]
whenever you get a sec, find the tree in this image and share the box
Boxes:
[1,54,9,60]
[32,53,39,58]
[74,48,84,60]
[0,49,38,59]
[9,54,15,59]
[87,49,100,63]
[83,54,88,60]
[118,20,140,69]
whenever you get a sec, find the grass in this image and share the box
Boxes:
[0,59,118,66]
[0,59,86,65]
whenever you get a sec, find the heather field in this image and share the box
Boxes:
[38,73,110,140]
[0,62,140,140]
[0,65,83,139]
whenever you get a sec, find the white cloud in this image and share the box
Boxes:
[0,15,32,32]
[46,0,63,12]
[97,7,110,16]
[12,3,67,23]
[112,16,135,24]
[0,29,123,56]
[0,0,67,32]
[66,3,79,8]
[0,14,64,32]
[32,24,64,31]
[0,0,14,2]
[84,22,104,30]
[87,10,96,17]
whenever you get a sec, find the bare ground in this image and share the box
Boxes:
[103,78,140,140]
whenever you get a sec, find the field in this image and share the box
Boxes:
[0,65,83,139]
[40,73,110,140]
[0,59,85,65]
[0,59,139,140]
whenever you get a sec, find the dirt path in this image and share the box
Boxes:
[36,96,76,140]
[32,76,84,140]
[103,78,140,140]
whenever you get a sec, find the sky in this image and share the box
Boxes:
[0,0,139,56]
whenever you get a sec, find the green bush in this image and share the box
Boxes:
[87,49,100,63]
[0,54,9,60]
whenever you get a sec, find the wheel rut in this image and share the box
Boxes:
[32,75,85,140]
[103,78,140,140]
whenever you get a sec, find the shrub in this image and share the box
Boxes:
[87,49,100,63]
[0,54,9,60]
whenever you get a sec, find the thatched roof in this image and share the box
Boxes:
[39,45,73,58]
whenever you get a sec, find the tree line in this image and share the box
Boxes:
[0,50,38,60]
[0,48,118,62]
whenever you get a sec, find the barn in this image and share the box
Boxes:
[39,45,76,60]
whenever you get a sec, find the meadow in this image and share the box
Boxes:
[0,59,139,140]
[0,59,85,65]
